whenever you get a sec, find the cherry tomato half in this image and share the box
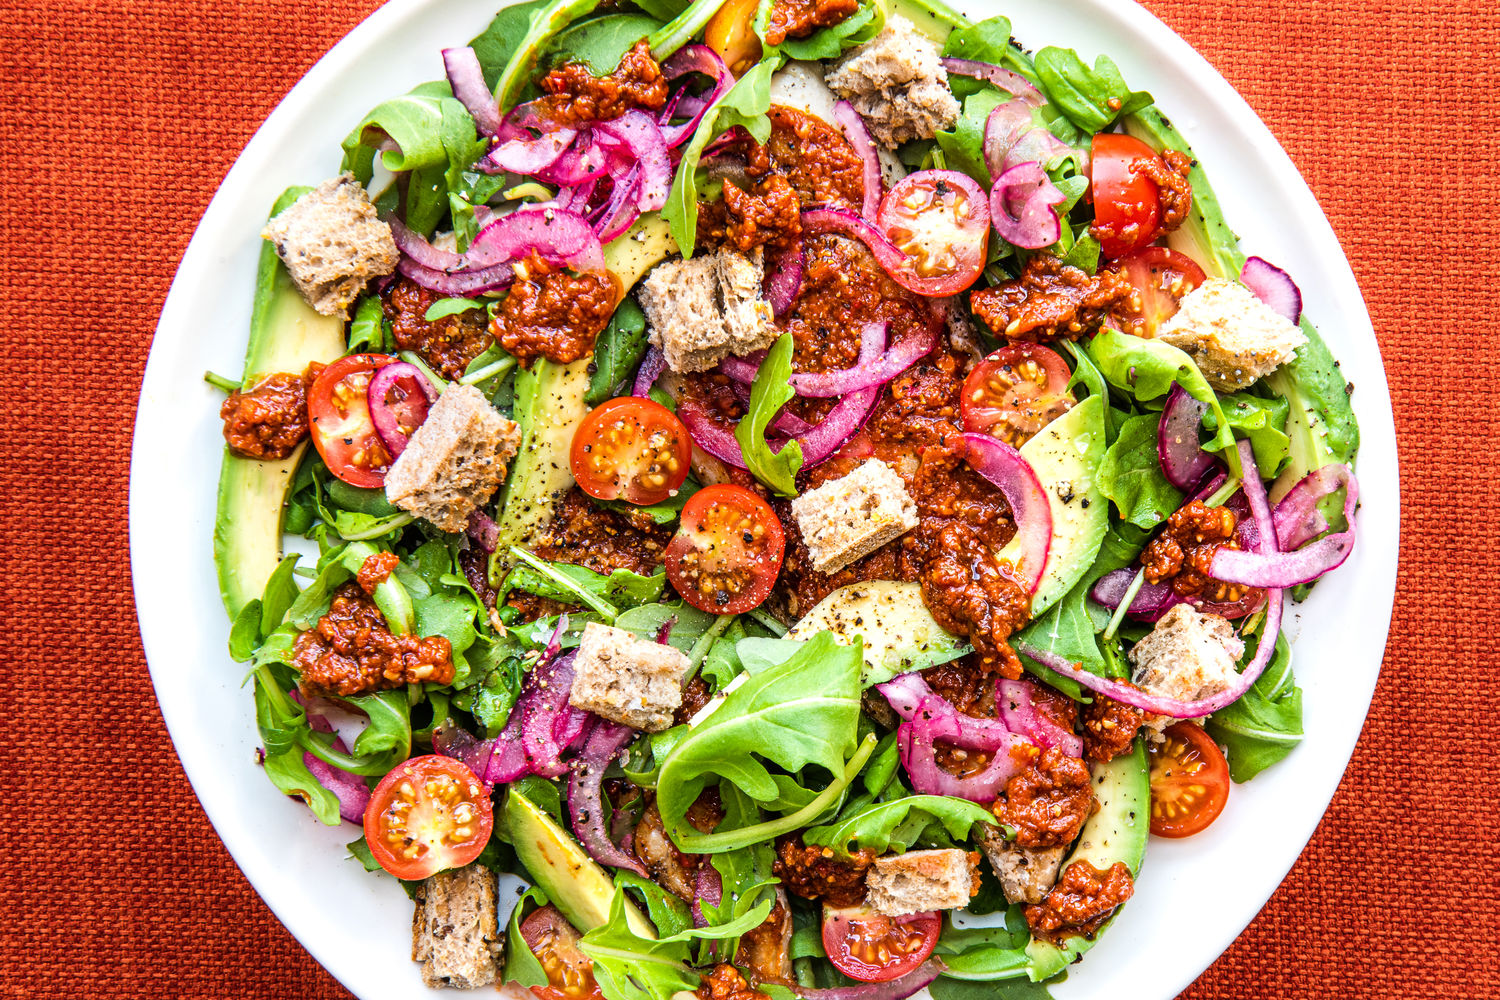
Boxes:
[363,755,494,880]
[1090,133,1166,259]
[960,344,1075,446]
[1148,722,1230,838]
[877,169,991,297]
[1109,247,1207,337]
[309,353,397,488]
[821,904,941,983]
[570,397,693,506]
[520,905,605,1000]
[664,484,785,614]
[705,0,762,76]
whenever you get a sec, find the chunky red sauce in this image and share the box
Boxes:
[383,277,494,380]
[1082,695,1144,763]
[764,0,860,45]
[293,583,454,697]
[999,745,1095,848]
[537,39,670,127]
[1140,499,1254,604]
[1025,860,1135,943]
[355,551,400,595]
[969,254,1134,343]
[774,838,875,908]
[220,367,318,460]
[489,253,620,365]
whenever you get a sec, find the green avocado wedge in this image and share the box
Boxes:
[787,580,970,687]
[505,789,655,938]
[1025,740,1150,982]
[1021,395,1110,618]
[213,187,348,617]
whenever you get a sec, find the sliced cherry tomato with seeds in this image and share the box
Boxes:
[960,343,1075,446]
[821,904,940,983]
[664,484,784,614]
[1090,133,1167,259]
[570,397,692,506]
[877,169,991,297]
[309,353,398,488]
[1109,247,1207,337]
[363,755,494,880]
[520,905,605,1000]
[1148,722,1230,838]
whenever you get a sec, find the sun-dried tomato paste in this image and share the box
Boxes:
[294,583,454,697]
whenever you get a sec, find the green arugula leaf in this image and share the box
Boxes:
[424,297,484,322]
[261,746,341,826]
[1205,630,1302,781]
[1204,391,1291,476]
[586,297,649,406]
[1034,47,1153,133]
[348,295,388,353]
[735,332,803,496]
[492,0,609,110]
[578,891,700,1000]
[502,549,666,617]
[616,871,694,938]
[1087,329,1237,464]
[803,794,997,856]
[502,886,551,989]
[1097,413,1184,529]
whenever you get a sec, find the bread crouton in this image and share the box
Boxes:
[410,864,504,989]
[824,14,959,148]
[384,384,521,533]
[637,247,777,373]
[866,849,979,916]
[260,173,399,317]
[978,826,1066,905]
[1157,278,1308,391]
[1128,604,1245,738]
[569,621,691,732]
[790,459,919,574]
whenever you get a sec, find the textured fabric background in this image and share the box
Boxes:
[3,0,1495,996]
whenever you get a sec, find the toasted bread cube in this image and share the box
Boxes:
[410,864,504,989]
[978,826,1066,905]
[1157,278,1308,391]
[384,384,520,533]
[1128,604,1245,738]
[637,247,777,373]
[791,459,919,574]
[825,14,959,148]
[260,173,399,317]
[569,622,691,732]
[866,849,979,916]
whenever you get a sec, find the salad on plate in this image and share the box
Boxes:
[209,0,1362,994]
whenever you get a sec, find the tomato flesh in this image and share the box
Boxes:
[960,343,1075,446]
[822,904,940,983]
[1090,133,1165,259]
[704,0,762,76]
[309,353,397,488]
[363,755,494,880]
[1110,247,1207,337]
[520,905,605,1000]
[664,484,784,614]
[1148,722,1230,838]
[877,169,991,297]
[570,397,692,505]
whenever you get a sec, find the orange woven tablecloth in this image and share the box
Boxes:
[4,0,1495,996]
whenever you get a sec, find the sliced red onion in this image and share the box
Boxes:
[433,719,498,788]
[554,706,594,750]
[832,100,881,220]
[690,860,723,928]
[468,208,605,273]
[764,239,804,319]
[594,110,672,212]
[961,432,1053,592]
[443,46,501,138]
[997,678,1083,757]
[788,322,933,397]
[520,650,581,779]
[1090,568,1181,622]
[898,699,1032,801]
[389,216,466,272]
[660,45,733,148]
[1212,465,1358,587]
[398,256,514,296]
[297,706,371,823]
[467,510,500,553]
[786,386,880,467]
[982,100,1082,181]
[771,960,945,1000]
[591,168,644,244]
[878,673,1016,749]
[1190,470,1229,503]
[800,207,929,297]
[566,720,646,875]
[718,352,762,384]
[633,346,667,398]
[676,397,751,469]
[1158,384,1215,490]
[486,126,579,175]
[989,161,1064,250]
[942,57,1044,106]
[367,362,438,459]
[1274,464,1351,549]
[1240,256,1303,324]
[535,131,614,187]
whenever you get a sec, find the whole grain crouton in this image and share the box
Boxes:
[1128,603,1245,738]
[978,826,1066,905]
[637,247,777,373]
[410,864,504,989]
[383,384,521,533]
[569,621,691,731]
[866,849,979,916]
[824,14,959,148]
[1157,278,1308,390]
[790,459,919,574]
[261,173,399,317]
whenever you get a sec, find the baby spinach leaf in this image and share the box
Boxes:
[1033,47,1152,133]
[493,0,611,110]
[616,871,694,938]
[803,794,997,856]
[261,747,342,826]
[1087,329,1236,458]
[501,549,666,616]
[758,0,883,61]
[547,13,662,74]
[735,331,804,496]
[470,0,552,88]
[942,14,1013,65]
[1204,391,1290,476]
[586,297,649,406]
[1098,413,1184,529]
[1205,630,1302,781]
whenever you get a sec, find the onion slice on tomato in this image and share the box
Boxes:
[801,206,959,298]
[942,57,1044,106]
[367,362,438,458]
[832,100,882,220]
[1157,384,1217,490]
[442,46,501,138]
[989,161,1064,250]
[961,432,1052,592]
[1239,256,1303,324]
[566,721,646,875]
[997,678,1084,757]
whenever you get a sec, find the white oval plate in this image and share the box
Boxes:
[130,0,1398,996]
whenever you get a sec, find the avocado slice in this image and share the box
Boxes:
[1025,740,1150,982]
[505,789,654,937]
[213,187,348,617]
[1020,395,1110,617]
[787,580,970,688]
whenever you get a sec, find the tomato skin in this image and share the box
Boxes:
[960,344,1075,446]
[309,353,398,488]
[570,397,692,505]
[363,755,494,880]
[1148,722,1230,838]
[520,906,605,1000]
[821,904,940,983]
[1110,247,1207,337]
[704,0,762,76]
[664,484,784,614]
[1090,133,1165,259]
[877,169,991,297]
